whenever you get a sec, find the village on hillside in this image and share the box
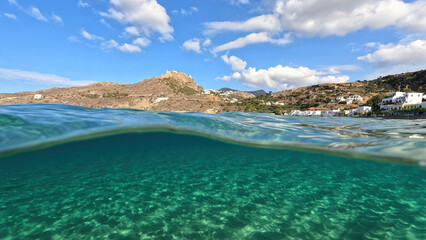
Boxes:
[288,92,426,117]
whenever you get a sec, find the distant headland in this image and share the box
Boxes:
[1,69,425,116]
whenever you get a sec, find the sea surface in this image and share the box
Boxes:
[0,104,425,239]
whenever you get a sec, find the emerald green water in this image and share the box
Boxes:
[1,132,425,239]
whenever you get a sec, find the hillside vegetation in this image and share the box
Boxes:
[234,69,426,114]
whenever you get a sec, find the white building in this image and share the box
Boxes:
[312,111,322,116]
[336,96,345,102]
[380,92,423,110]
[290,110,303,116]
[357,106,371,113]
[33,94,43,100]
[347,95,363,104]
[154,97,169,103]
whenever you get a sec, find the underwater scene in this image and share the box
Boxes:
[1,104,426,239]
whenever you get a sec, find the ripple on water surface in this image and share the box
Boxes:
[0,132,425,239]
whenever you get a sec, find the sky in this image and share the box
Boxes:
[1,0,426,93]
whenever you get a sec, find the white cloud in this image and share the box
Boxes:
[213,32,292,53]
[202,39,211,47]
[221,55,247,72]
[52,13,62,23]
[81,30,104,40]
[8,1,60,24]
[204,14,281,35]
[8,0,18,5]
[101,39,119,49]
[219,55,350,90]
[125,26,140,36]
[358,39,426,68]
[206,0,426,37]
[183,38,202,53]
[366,42,379,48]
[100,0,173,41]
[100,38,147,53]
[77,29,145,53]
[78,0,90,8]
[230,0,249,5]
[0,68,93,86]
[182,38,212,53]
[118,43,141,53]
[29,7,47,22]
[172,7,199,16]
[68,36,80,43]
[327,65,361,74]
[100,18,112,28]
[133,37,151,47]
[4,13,17,20]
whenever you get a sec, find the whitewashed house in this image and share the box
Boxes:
[380,92,423,110]
[33,94,43,100]
[336,96,345,102]
[290,110,302,116]
[312,111,322,116]
[357,106,371,113]
[154,97,169,103]
[347,95,363,104]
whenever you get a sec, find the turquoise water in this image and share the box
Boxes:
[0,104,426,239]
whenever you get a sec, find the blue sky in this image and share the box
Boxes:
[1,0,426,93]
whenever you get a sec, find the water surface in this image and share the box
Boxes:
[0,104,425,239]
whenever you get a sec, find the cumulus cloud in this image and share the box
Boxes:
[206,0,426,37]
[221,55,247,72]
[133,37,151,47]
[78,29,148,53]
[182,38,212,53]
[204,14,281,35]
[218,55,350,90]
[212,32,292,53]
[358,39,426,68]
[4,13,17,20]
[101,39,120,49]
[183,39,202,53]
[0,68,93,86]
[327,65,361,74]
[118,43,141,53]
[102,39,149,53]
[125,26,140,36]
[100,0,173,41]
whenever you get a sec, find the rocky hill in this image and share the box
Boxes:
[235,69,426,113]
[0,71,240,113]
[1,69,425,114]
